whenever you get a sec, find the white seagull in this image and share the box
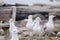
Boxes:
[44,15,55,36]
[26,15,34,30]
[9,18,19,40]
[33,17,45,37]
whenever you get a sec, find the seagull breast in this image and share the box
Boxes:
[9,19,19,40]
[43,15,55,34]
[26,15,34,30]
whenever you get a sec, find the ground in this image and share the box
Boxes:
[0,19,60,40]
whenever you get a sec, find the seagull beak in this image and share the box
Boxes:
[52,15,56,17]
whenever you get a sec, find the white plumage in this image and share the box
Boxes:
[33,17,45,37]
[44,15,55,36]
[9,19,19,40]
[26,15,34,30]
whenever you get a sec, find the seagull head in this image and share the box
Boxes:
[28,15,32,19]
[49,15,55,18]
[9,18,14,22]
[35,17,41,22]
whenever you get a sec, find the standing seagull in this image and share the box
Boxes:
[44,15,55,36]
[26,15,34,30]
[33,17,45,37]
[9,18,19,40]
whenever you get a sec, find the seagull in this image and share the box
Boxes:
[44,15,55,36]
[26,15,34,30]
[9,18,19,40]
[33,17,45,37]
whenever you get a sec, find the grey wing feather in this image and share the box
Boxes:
[44,26,47,30]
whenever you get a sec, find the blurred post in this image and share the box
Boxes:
[12,6,16,22]
[0,0,4,6]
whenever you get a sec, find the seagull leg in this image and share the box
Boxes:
[39,34,43,38]
[48,33,53,40]
[39,34,41,37]
[45,34,48,40]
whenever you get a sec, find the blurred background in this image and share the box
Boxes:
[0,0,60,40]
